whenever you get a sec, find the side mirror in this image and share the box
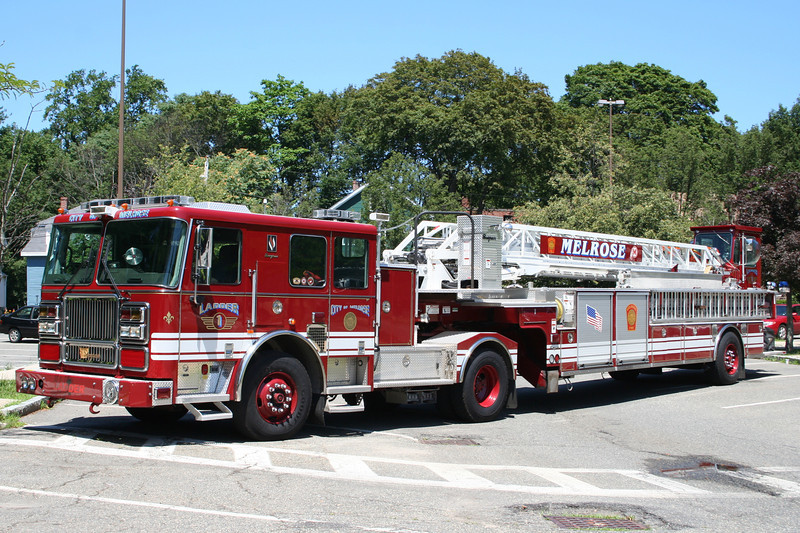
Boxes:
[194,226,213,286]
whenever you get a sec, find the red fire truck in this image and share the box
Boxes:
[16,196,771,440]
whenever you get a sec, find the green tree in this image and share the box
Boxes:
[562,61,719,144]
[515,175,691,242]
[0,60,40,100]
[234,75,309,169]
[282,90,361,209]
[149,148,278,212]
[150,91,242,157]
[728,167,800,289]
[738,98,800,174]
[349,50,559,212]
[44,66,167,149]
[0,126,61,269]
[361,152,462,246]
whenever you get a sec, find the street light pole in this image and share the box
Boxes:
[597,99,624,188]
[117,0,126,199]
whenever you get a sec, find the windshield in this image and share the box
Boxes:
[694,232,733,262]
[99,218,188,287]
[42,223,102,285]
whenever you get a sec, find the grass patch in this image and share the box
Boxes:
[0,412,24,428]
[764,355,800,365]
[0,380,29,401]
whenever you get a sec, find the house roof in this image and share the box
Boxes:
[20,216,55,257]
[330,184,366,211]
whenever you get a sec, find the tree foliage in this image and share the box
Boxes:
[729,167,800,288]
[4,50,800,306]
[44,66,167,149]
[0,60,40,100]
[349,50,559,211]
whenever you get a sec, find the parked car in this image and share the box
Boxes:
[0,306,39,342]
[764,303,800,339]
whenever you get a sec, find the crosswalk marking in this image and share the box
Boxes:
[1,429,797,498]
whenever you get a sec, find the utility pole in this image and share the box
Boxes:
[597,99,625,188]
[117,0,126,199]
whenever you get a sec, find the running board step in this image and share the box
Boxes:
[185,401,233,421]
[325,403,365,414]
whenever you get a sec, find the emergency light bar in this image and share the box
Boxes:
[80,195,195,212]
[312,209,360,221]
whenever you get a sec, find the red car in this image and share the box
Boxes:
[765,303,800,339]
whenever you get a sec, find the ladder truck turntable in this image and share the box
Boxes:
[16,196,771,440]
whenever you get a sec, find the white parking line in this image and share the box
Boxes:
[722,397,800,409]
[0,484,424,532]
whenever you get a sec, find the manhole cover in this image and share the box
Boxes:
[544,515,649,530]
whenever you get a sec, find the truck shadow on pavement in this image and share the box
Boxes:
[18,366,779,444]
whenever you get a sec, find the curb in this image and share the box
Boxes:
[0,395,50,419]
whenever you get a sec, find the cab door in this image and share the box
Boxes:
[325,235,376,389]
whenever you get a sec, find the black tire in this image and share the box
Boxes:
[8,328,21,343]
[609,369,640,381]
[777,324,787,340]
[707,331,743,385]
[126,405,188,424]
[233,352,312,441]
[451,350,510,423]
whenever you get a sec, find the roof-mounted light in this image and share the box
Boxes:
[312,209,360,222]
[80,195,195,213]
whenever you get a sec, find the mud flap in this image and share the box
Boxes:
[311,393,326,426]
[506,381,518,409]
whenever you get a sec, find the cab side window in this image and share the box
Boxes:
[333,237,368,289]
[290,235,326,288]
[209,228,242,284]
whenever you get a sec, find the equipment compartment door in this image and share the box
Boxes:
[615,293,649,364]
[576,292,612,367]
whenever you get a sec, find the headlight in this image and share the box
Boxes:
[119,303,149,343]
[39,321,59,335]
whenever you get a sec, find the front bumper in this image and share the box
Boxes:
[15,368,173,407]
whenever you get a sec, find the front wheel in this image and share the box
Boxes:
[451,350,510,423]
[707,331,744,385]
[233,352,312,440]
[777,324,787,339]
[8,328,21,343]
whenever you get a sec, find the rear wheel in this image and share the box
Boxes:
[707,331,743,385]
[8,328,21,343]
[452,350,510,422]
[233,352,312,440]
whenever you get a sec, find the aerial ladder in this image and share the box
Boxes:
[383,215,732,292]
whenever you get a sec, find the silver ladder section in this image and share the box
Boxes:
[383,217,727,291]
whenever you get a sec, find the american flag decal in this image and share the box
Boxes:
[586,305,603,331]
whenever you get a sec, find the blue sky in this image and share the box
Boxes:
[1,0,798,132]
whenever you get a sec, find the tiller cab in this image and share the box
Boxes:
[17,196,771,440]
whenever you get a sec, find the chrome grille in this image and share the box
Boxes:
[64,344,116,366]
[65,296,118,341]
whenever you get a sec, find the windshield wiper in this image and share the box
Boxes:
[57,251,95,301]
[100,250,129,302]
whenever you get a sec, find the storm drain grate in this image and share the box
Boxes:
[544,515,649,530]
